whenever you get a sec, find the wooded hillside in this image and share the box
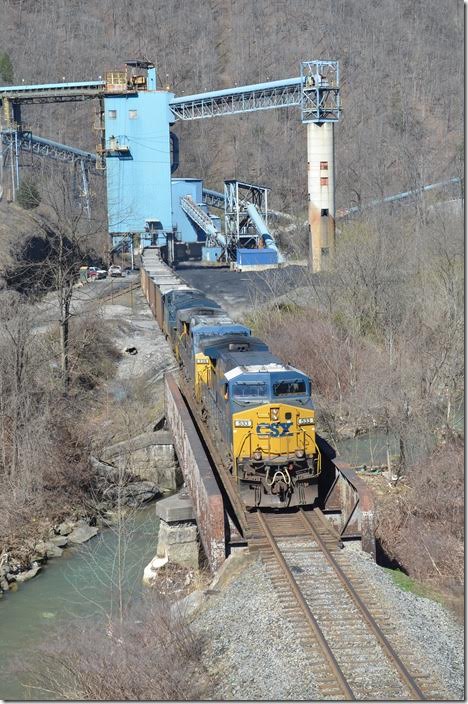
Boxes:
[0,0,464,629]
[0,0,463,212]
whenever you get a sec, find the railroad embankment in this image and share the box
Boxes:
[177,545,464,700]
[0,279,178,595]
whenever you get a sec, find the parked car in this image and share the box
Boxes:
[108,265,123,277]
[87,266,107,280]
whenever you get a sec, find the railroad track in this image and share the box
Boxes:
[175,375,446,700]
[99,280,140,305]
[248,509,444,700]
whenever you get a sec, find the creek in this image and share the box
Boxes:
[1,412,463,700]
[335,398,464,468]
[0,505,160,700]
[336,429,408,468]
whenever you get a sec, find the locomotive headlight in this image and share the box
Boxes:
[295,449,305,458]
[298,417,315,426]
[234,419,252,427]
[253,450,262,461]
[270,407,280,421]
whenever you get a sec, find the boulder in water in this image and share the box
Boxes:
[34,540,64,558]
[15,564,41,582]
[45,543,63,558]
[67,524,99,545]
[55,521,74,536]
[49,535,68,548]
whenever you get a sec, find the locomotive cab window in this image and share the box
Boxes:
[273,379,307,396]
[233,382,268,398]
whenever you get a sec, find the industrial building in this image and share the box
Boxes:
[0,60,340,271]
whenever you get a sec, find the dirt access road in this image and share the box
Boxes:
[32,273,136,333]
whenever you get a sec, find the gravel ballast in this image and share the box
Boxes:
[192,557,322,700]
[341,543,464,700]
[190,546,464,700]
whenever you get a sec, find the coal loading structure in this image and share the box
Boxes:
[0,59,340,272]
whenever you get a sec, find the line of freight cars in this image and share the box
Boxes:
[141,247,322,509]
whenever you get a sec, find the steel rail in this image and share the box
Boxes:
[256,511,355,701]
[99,281,139,304]
[299,509,425,701]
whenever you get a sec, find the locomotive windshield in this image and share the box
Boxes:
[273,379,307,396]
[233,381,268,398]
[194,329,249,353]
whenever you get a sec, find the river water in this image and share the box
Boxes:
[0,432,392,700]
[0,505,160,700]
[335,399,464,468]
[335,430,411,468]
[1,411,464,700]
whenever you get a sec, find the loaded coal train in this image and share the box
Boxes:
[141,248,322,509]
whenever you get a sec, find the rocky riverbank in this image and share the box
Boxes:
[0,518,98,592]
[0,283,178,598]
[0,471,161,595]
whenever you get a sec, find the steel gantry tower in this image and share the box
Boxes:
[0,60,340,271]
[0,79,103,207]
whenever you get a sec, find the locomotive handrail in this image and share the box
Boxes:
[141,256,338,515]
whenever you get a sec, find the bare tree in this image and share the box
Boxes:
[0,292,35,484]
[9,170,106,394]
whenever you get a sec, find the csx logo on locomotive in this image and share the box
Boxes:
[256,421,293,437]
[141,250,321,508]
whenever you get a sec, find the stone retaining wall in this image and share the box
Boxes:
[102,431,180,490]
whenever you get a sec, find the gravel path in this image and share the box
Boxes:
[190,546,464,700]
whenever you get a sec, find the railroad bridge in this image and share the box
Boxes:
[138,249,376,572]
[163,371,376,572]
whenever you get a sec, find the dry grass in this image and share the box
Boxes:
[248,304,389,439]
[0,301,119,561]
[376,436,464,613]
[0,396,96,561]
[21,594,211,700]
